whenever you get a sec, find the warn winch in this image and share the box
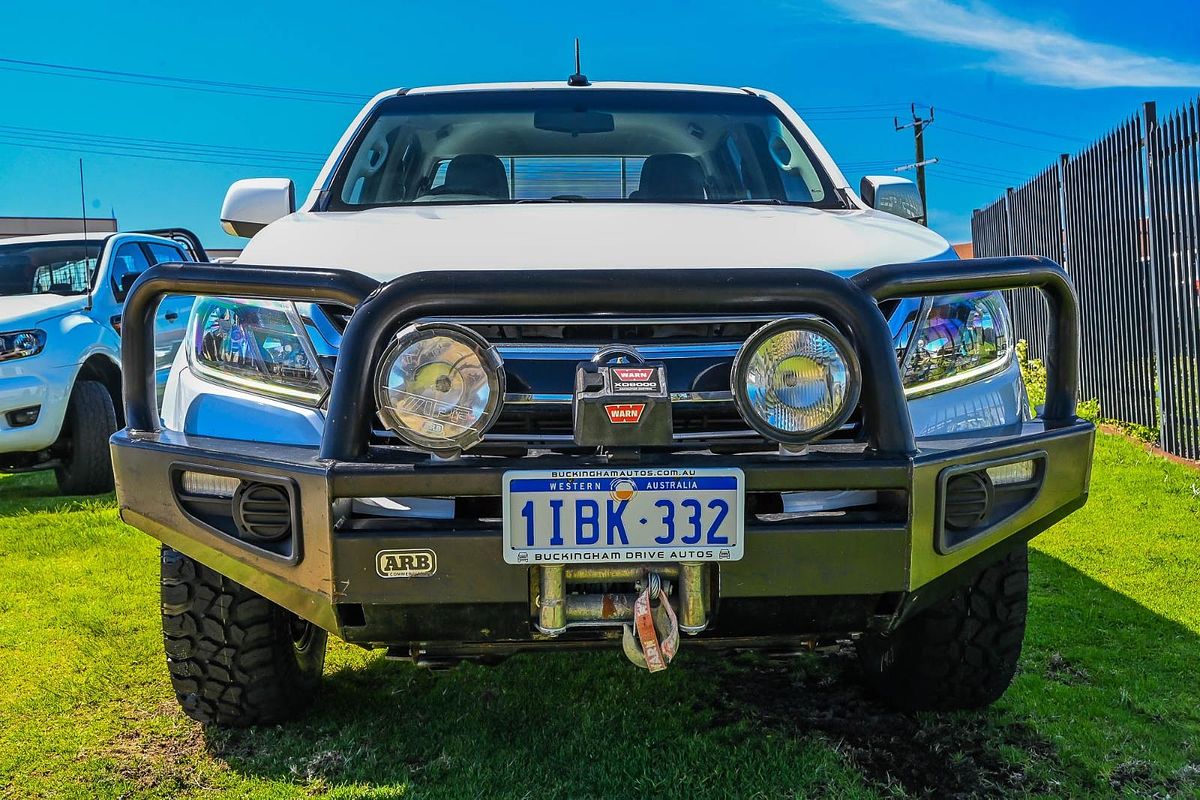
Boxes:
[534,563,709,670]
[572,356,672,449]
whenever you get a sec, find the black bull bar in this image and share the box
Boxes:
[120,256,1081,457]
[113,257,1089,646]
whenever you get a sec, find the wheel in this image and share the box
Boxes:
[54,380,117,495]
[856,545,1028,711]
[160,547,327,726]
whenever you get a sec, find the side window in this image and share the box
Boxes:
[145,243,190,264]
[110,243,152,296]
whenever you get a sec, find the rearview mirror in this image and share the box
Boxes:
[220,178,295,238]
[860,176,925,224]
[534,108,615,135]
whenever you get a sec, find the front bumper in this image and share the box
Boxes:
[113,419,1093,652]
[0,365,71,458]
[112,257,1093,655]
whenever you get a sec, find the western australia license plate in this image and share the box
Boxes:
[502,468,744,564]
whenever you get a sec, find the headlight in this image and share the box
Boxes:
[901,292,1012,397]
[731,318,861,444]
[0,329,46,362]
[375,322,505,454]
[188,298,327,404]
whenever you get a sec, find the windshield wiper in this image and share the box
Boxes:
[726,198,788,205]
[515,196,586,204]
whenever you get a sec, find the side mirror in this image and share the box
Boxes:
[860,176,925,225]
[220,178,295,238]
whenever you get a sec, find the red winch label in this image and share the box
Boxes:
[605,403,646,424]
[612,367,655,382]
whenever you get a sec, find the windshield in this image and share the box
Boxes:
[0,241,102,297]
[330,90,842,209]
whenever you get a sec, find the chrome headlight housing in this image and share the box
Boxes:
[188,298,327,404]
[374,322,505,454]
[731,317,861,444]
[0,329,46,362]
[901,291,1013,397]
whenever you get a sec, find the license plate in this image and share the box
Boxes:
[502,468,744,564]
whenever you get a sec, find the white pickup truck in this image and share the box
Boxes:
[110,80,1093,727]
[0,229,201,494]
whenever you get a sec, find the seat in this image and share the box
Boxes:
[632,154,706,200]
[428,154,510,199]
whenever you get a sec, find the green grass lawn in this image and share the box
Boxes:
[1,433,1197,799]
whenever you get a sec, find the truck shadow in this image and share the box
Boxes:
[0,471,112,516]
[202,551,1200,798]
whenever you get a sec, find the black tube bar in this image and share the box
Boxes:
[121,262,380,433]
[322,268,914,460]
[853,256,1079,423]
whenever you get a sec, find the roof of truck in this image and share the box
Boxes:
[0,231,173,247]
[403,81,753,96]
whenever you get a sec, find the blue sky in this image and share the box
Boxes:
[0,0,1196,247]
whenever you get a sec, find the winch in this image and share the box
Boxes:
[572,357,673,449]
[534,562,710,670]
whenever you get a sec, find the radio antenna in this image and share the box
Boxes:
[78,159,93,310]
[568,38,590,86]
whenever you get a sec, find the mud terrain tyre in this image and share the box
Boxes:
[160,547,327,726]
[857,545,1028,711]
[54,380,117,495]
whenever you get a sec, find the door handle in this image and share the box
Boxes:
[164,312,179,322]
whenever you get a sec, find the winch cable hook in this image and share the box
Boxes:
[621,571,680,672]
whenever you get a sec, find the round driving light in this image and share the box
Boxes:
[731,317,861,444]
[374,323,505,454]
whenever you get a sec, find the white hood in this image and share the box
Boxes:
[0,294,84,327]
[240,203,953,279]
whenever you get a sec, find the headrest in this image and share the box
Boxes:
[636,154,706,200]
[440,154,510,199]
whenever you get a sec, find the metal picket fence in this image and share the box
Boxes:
[971,97,1200,458]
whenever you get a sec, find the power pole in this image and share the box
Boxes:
[895,104,935,225]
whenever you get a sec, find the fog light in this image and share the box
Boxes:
[375,322,505,454]
[986,459,1036,485]
[5,405,40,428]
[731,317,860,444]
[179,471,241,498]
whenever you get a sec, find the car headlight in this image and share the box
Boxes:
[731,317,861,444]
[901,292,1013,397]
[188,298,327,404]
[0,329,46,362]
[375,322,505,454]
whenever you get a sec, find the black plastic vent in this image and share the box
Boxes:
[943,472,994,531]
[234,482,293,542]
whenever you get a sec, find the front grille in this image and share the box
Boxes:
[337,311,889,453]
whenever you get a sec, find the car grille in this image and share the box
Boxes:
[353,314,873,453]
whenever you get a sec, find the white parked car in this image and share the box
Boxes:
[110,81,1093,727]
[0,229,200,494]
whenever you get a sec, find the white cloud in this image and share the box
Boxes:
[825,0,1200,88]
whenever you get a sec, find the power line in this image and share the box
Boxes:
[0,132,324,170]
[796,102,910,112]
[934,107,1085,143]
[934,169,1010,189]
[0,137,322,172]
[938,126,1062,154]
[936,158,1034,179]
[0,124,327,163]
[0,56,371,105]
